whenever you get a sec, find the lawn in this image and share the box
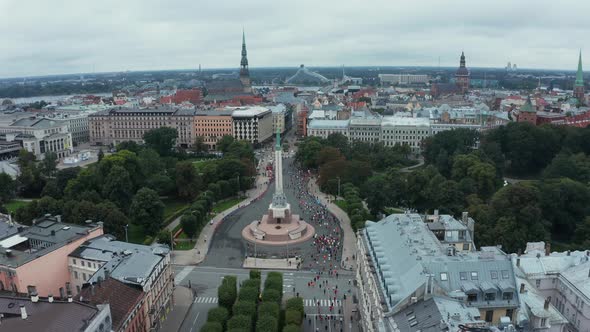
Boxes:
[4,200,30,214]
[334,199,348,212]
[211,196,245,214]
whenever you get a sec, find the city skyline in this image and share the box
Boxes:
[2,0,590,78]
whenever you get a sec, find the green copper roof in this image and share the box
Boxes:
[275,128,281,150]
[576,50,584,87]
[521,96,536,113]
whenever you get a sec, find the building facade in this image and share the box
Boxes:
[306,119,349,139]
[194,110,234,150]
[378,74,429,85]
[69,235,173,332]
[231,106,273,145]
[0,117,73,159]
[0,215,103,298]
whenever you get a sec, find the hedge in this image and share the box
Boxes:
[233,301,257,319]
[256,315,278,332]
[241,278,261,291]
[262,288,281,303]
[207,307,229,329]
[284,309,302,326]
[199,322,222,332]
[282,325,300,332]
[285,297,304,315]
[258,302,280,319]
[249,269,261,279]
[227,315,252,332]
[238,286,259,303]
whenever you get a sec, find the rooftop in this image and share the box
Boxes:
[72,235,170,288]
[0,216,102,268]
[307,119,350,130]
[229,106,271,117]
[10,117,66,129]
[0,295,103,332]
[381,116,430,127]
[77,277,143,331]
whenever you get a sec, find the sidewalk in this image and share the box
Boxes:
[159,286,194,332]
[243,257,300,270]
[171,171,270,265]
[307,177,356,271]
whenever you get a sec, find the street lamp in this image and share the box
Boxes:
[124,224,129,243]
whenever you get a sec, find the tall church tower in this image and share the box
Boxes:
[574,50,585,104]
[455,51,471,93]
[240,30,252,93]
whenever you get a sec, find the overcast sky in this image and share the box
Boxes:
[1,0,588,78]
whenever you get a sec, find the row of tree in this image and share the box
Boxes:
[205,271,299,332]
[2,128,257,244]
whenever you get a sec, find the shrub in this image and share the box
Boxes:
[200,322,222,332]
[233,301,257,319]
[218,277,237,311]
[282,325,300,332]
[285,297,304,315]
[258,302,280,319]
[249,269,261,279]
[284,309,302,326]
[227,315,252,332]
[207,307,229,329]
[262,289,281,303]
[256,315,278,332]
[238,286,259,303]
[241,278,261,291]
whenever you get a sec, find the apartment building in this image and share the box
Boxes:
[378,73,429,85]
[515,242,590,331]
[306,119,349,139]
[269,104,288,134]
[194,110,233,150]
[356,213,519,332]
[0,215,104,297]
[68,235,173,332]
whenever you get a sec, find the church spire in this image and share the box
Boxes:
[575,50,584,87]
[460,51,466,68]
[240,29,249,72]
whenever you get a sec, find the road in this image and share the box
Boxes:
[174,265,359,332]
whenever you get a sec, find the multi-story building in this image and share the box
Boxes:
[42,112,91,145]
[0,117,73,159]
[68,235,173,332]
[269,104,288,134]
[517,96,538,125]
[78,275,147,332]
[0,294,113,332]
[194,109,234,150]
[378,74,429,85]
[514,242,590,331]
[306,119,349,139]
[349,113,381,143]
[424,211,475,252]
[296,105,309,137]
[231,106,273,145]
[356,213,519,331]
[380,117,431,153]
[89,107,195,147]
[0,215,103,297]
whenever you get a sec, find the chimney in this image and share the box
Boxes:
[516,258,520,267]
[56,215,62,223]
[544,297,550,310]
[519,283,525,294]
[48,294,54,303]
[462,211,468,224]
[545,242,551,256]
[20,304,27,319]
[67,295,73,303]
[30,291,39,303]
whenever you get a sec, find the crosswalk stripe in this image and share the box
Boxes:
[194,297,219,304]
[304,299,342,307]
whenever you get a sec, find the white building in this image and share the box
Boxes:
[380,117,431,153]
[514,242,590,332]
[0,117,73,159]
[231,106,273,145]
[379,74,429,85]
[306,119,349,139]
[349,116,381,143]
[42,112,92,144]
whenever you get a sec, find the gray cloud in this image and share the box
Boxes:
[1,0,588,77]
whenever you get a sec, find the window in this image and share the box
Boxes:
[460,272,467,280]
[536,280,541,288]
[81,261,85,267]
[74,271,78,279]
[505,309,514,320]
[73,259,77,265]
[490,271,498,279]
[502,292,513,301]
[463,243,470,250]
[485,310,493,322]
[471,272,478,280]
[467,293,477,302]
[440,273,448,281]
[501,270,509,279]
[83,273,87,280]
[484,293,496,301]
[540,318,546,327]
